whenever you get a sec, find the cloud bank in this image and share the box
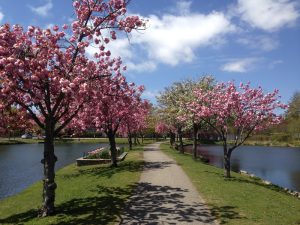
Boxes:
[29,0,53,17]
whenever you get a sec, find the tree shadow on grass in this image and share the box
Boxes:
[0,179,243,225]
[0,209,39,224]
[65,160,175,181]
[208,205,245,224]
[62,160,144,180]
[0,185,135,225]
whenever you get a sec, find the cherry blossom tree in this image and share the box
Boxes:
[157,77,214,155]
[189,82,287,178]
[0,106,33,139]
[0,0,144,216]
[119,99,150,149]
[72,75,146,167]
[176,77,214,157]
[155,121,176,146]
[157,85,185,152]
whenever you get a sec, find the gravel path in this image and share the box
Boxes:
[119,142,217,225]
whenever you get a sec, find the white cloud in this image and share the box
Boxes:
[132,11,235,66]
[0,11,4,23]
[29,0,53,17]
[86,38,156,73]
[126,61,157,73]
[142,90,160,100]
[235,0,299,31]
[221,58,258,73]
[175,0,192,15]
[237,36,279,51]
[87,4,236,73]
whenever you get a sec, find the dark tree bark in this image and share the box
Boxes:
[40,119,57,217]
[133,133,138,145]
[128,131,132,150]
[136,135,140,145]
[107,130,118,167]
[170,132,176,148]
[177,127,184,154]
[192,123,198,159]
[223,146,232,178]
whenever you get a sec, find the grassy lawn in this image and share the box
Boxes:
[160,143,300,225]
[215,140,300,148]
[181,139,300,148]
[0,143,149,225]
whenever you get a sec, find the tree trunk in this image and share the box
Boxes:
[170,132,175,148]
[133,133,137,145]
[136,136,140,145]
[40,121,57,217]
[178,127,184,153]
[108,130,117,167]
[192,124,198,159]
[223,147,232,178]
[128,132,132,150]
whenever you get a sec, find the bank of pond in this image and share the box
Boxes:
[0,142,300,200]
[0,143,126,199]
[183,144,300,192]
[0,142,300,225]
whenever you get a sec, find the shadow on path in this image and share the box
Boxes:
[143,161,175,171]
[120,182,240,224]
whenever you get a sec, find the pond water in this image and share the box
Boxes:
[0,143,120,199]
[184,145,300,192]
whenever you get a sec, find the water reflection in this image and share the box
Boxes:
[184,145,300,192]
[0,143,118,199]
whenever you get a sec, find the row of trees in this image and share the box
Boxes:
[0,0,148,216]
[155,77,286,178]
[285,92,300,139]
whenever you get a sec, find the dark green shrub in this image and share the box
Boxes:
[98,149,110,159]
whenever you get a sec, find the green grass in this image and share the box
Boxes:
[0,138,44,145]
[181,138,300,147]
[160,143,300,225]
[215,140,300,148]
[0,144,149,225]
[0,137,156,145]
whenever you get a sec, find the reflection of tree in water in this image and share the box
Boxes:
[289,171,300,192]
[231,161,241,172]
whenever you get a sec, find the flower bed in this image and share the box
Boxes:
[76,146,127,166]
[83,147,124,159]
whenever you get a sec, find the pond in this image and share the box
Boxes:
[0,142,122,199]
[184,145,300,192]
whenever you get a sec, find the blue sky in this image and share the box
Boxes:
[0,0,299,105]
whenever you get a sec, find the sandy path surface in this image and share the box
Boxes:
[119,142,217,225]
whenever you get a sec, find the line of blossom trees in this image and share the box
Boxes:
[0,0,149,217]
[155,76,287,178]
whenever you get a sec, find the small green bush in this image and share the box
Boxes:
[85,146,125,159]
[99,149,110,159]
